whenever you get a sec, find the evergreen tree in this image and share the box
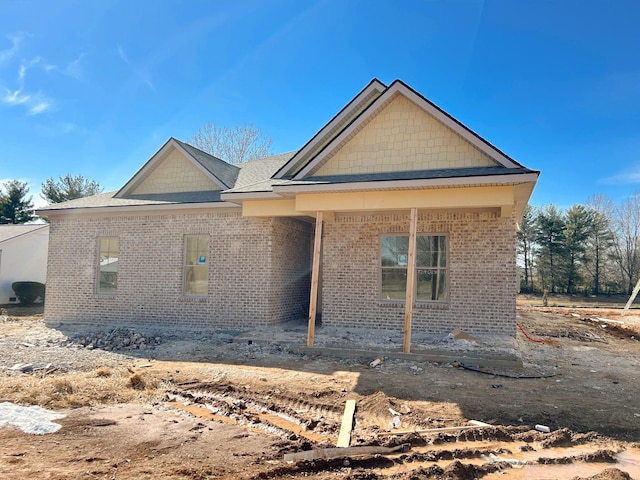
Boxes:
[0,180,34,224]
[563,204,594,294]
[517,204,537,292]
[41,174,103,204]
[536,204,566,293]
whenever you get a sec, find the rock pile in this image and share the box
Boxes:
[66,328,163,352]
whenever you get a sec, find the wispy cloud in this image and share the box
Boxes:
[0,34,23,65]
[601,166,640,185]
[3,88,30,105]
[0,34,83,117]
[29,102,51,115]
[0,44,53,115]
[116,43,155,91]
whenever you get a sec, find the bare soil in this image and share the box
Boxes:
[0,302,639,479]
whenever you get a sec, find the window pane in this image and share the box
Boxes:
[416,235,446,267]
[98,238,118,294]
[381,236,408,267]
[417,268,447,301]
[185,265,208,295]
[381,268,407,300]
[186,236,208,266]
[184,235,208,295]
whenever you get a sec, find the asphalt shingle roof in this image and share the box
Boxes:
[0,224,48,243]
[173,138,240,188]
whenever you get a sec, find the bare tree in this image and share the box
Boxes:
[611,193,640,294]
[189,123,273,164]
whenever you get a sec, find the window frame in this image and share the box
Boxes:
[183,234,209,297]
[379,233,448,303]
[97,237,119,295]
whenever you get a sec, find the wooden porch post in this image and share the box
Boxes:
[307,211,323,347]
[403,208,418,353]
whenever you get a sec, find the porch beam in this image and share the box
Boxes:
[403,208,418,353]
[295,185,515,212]
[241,199,298,217]
[307,211,324,347]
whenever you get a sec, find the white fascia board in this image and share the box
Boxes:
[36,201,239,218]
[273,79,387,180]
[274,173,539,194]
[220,191,283,201]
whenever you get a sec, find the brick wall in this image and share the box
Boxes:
[269,217,311,322]
[44,207,516,337]
[44,209,310,331]
[320,210,517,337]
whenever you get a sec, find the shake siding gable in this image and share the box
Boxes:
[130,148,220,194]
[314,95,497,177]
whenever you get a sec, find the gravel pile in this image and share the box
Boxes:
[65,328,164,352]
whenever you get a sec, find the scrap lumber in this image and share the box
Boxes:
[284,443,410,462]
[378,420,491,436]
[336,399,356,447]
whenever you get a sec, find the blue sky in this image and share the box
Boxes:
[1,0,639,210]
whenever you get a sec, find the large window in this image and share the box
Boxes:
[381,234,447,302]
[98,237,119,294]
[184,235,209,296]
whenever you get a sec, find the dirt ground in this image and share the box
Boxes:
[0,302,639,479]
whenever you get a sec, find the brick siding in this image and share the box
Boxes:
[44,210,311,331]
[319,210,517,337]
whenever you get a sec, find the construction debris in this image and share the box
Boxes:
[379,420,492,436]
[336,399,356,447]
[284,443,410,462]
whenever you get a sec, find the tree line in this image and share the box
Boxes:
[0,175,103,224]
[1,123,272,224]
[518,194,640,296]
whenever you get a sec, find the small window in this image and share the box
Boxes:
[98,237,119,294]
[184,235,209,296]
[381,234,447,302]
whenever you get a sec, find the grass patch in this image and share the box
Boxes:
[517,293,636,308]
[0,367,166,409]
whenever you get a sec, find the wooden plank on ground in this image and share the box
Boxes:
[284,443,409,462]
[378,420,492,436]
[336,399,356,447]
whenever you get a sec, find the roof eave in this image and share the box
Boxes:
[36,201,241,217]
[116,138,229,198]
[293,81,525,180]
[220,191,283,201]
[273,172,539,194]
[273,78,387,179]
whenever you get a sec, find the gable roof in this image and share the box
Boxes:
[37,78,538,217]
[284,79,525,181]
[273,78,387,179]
[0,224,49,244]
[116,137,240,197]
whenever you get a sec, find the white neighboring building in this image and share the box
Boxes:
[0,224,49,304]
